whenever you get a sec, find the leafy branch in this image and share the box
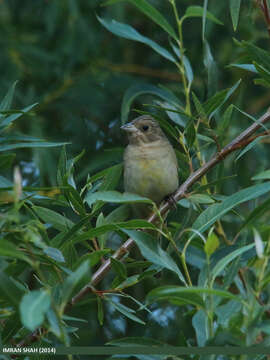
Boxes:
[71,106,270,303]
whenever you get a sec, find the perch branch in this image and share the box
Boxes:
[71,107,270,305]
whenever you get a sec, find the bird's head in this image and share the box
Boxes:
[121,115,166,145]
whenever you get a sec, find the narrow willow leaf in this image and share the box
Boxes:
[104,0,178,40]
[43,247,65,263]
[211,243,254,282]
[252,170,270,181]
[20,290,51,331]
[123,229,187,285]
[0,271,25,305]
[184,5,223,25]
[241,41,270,73]
[229,63,257,73]
[97,17,176,64]
[203,40,218,97]
[72,220,156,244]
[192,182,270,235]
[253,228,264,259]
[235,135,269,161]
[204,230,219,257]
[108,299,145,325]
[240,198,270,230]
[254,62,270,85]
[127,0,177,41]
[85,190,153,207]
[0,81,18,111]
[111,257,127,280]
[204,79,241,119]
[230,0,241,31]
[0,103,38,130]
[61,260,91,307]
[121,83,181,124]
[33,205,74,231]
[0,239,32,265]
[0,141,70,152]
[147,286,240,306]
[46,308,61,337]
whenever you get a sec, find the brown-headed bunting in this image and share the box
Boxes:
[121,115,179,217]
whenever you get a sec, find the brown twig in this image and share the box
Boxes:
[71,107,270,305]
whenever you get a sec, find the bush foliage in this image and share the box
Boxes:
[1,0,270,359]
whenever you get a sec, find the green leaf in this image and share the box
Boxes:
[108,299,145,325]
[0,103,38,130]
[254,62,270,85]
[60,260,91,308]
[121,83,181,124]
[127,0,177,41]
[32,206,74,232]
[0,271,25,306]
[85,190,153,207]
[0,238,32,264]
[203,40,218,97]
[192,309,208,346]
[46,308,61,337]
[0,81,18,111]
[123,229,187,285]
[230,0,241,31]
[253,228,264,259]
[170,42,193,86]
[217,104,234,135]
[184,6,223,25]
[252,170,270,181]
[211,243,255,283]
[147,286,240,307]
[43,247,65,263]
[240,198,270,230]
[91,164,123,213]
[111,257,127,280]
[147,286,205,308]
[235,135,269,161]
[204,80,241,119]
[97,17,176,64]
[240,41,270,73]
[0,141,70,152]
[192,92,207,120]
[20,290,51,331]
[189,194,214,204]
[73,220,156,244]
[192,182,270,235]
[204,230,219,257]
[184,119,196,148]
[104,0,178,40]
[229,63,257,73]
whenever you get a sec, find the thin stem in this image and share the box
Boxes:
[170,0,191,115]
[180,253,192,286]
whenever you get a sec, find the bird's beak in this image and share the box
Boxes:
[120,122,137,133]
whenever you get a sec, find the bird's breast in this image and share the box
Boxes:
[123,141,179,204]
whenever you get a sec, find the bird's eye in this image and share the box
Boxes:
[142,125,149,132]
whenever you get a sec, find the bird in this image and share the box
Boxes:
[121,115,179,217]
